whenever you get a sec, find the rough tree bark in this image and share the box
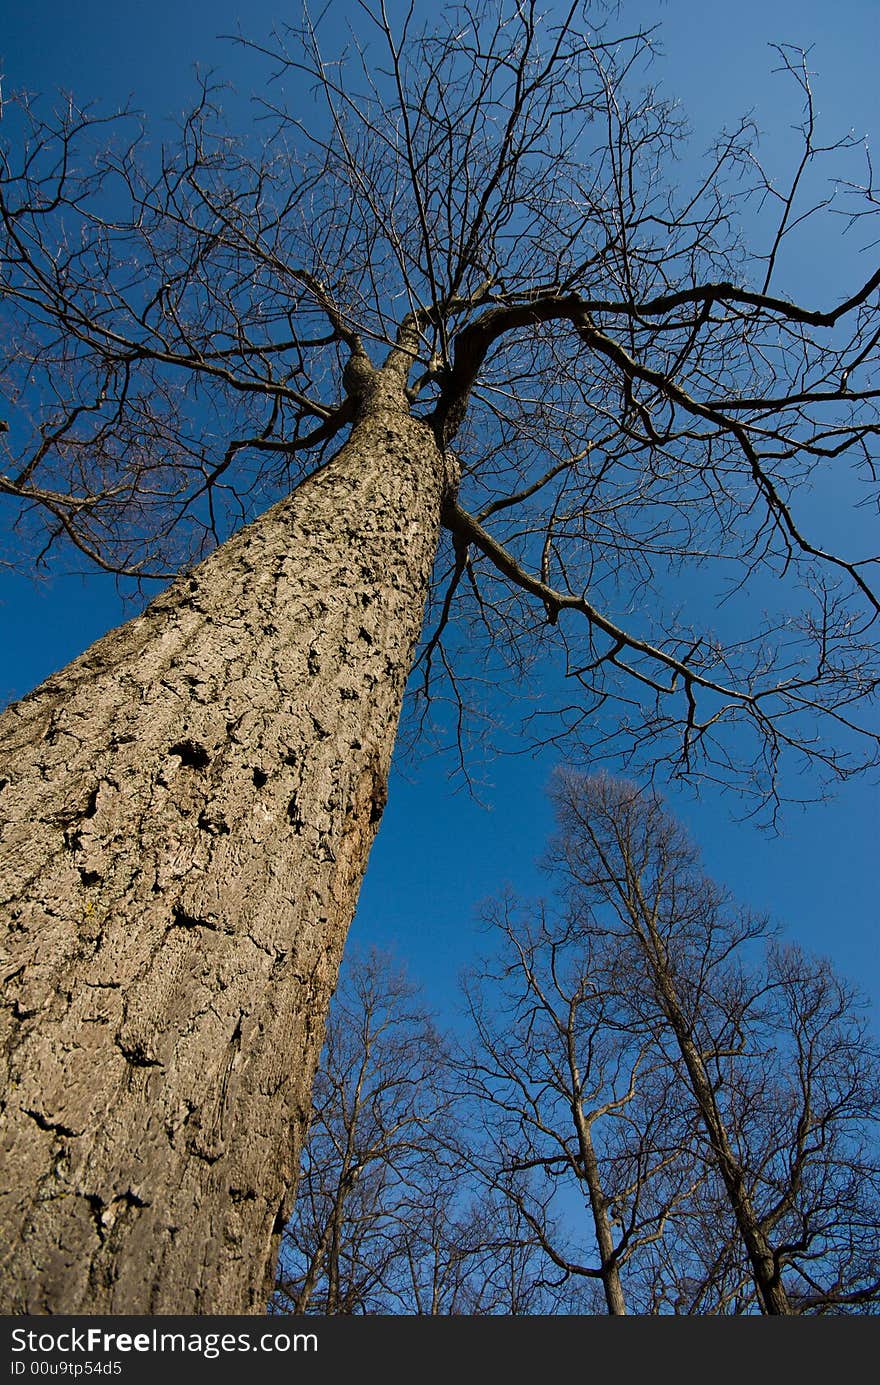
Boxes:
[0,370,451,1312]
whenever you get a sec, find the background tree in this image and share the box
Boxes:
[1,0,879,1310]
[281,832,880,1316]
[274,947,565,1315]
[459,894,705,1314]
[274,948,452,1315]
[543,770,880,1312]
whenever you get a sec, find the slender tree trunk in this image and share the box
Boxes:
[0,376,450,1313]
[667,1020,792,1315]
[643,939,792,1315]
[571,1106,627,1315]
[290,1165,360,1315]
[290,1210,337,1315]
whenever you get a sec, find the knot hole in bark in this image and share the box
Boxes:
[168,740,210,770]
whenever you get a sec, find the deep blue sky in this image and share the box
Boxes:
[1,0,877,1022]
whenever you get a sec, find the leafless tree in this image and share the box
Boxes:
[726,941,880,1313]
[273,946,562,1316]
[273,948,453,1314]
[459,892,709,1314]
[1,0,879,1310]
[546,770,880,1313]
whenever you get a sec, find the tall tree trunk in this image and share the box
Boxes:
[0,379,450,1313]
[572,1110,627,1315]
[642,933,792,1315]
[565,1027,627,1314]
[665,1019,792,1315]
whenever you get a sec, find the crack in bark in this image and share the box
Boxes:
[114,1035,164,1069]
[22,1108,79,1138]
[170,906,218,931]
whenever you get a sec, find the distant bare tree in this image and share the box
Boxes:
[726,942,880,1313]
[546,770,880,1313]
[459,893,707,1314]
[274,947,565,1315]
[274,948,451,1314]
[390,1163,573,1315]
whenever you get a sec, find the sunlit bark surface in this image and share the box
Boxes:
[0,382,447,1312]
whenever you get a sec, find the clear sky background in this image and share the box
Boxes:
[1,0,877,1024]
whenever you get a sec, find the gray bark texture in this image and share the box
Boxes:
[0,379,449,1312]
